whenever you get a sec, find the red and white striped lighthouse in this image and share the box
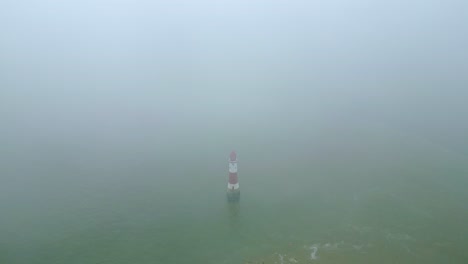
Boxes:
[227,150,240,202]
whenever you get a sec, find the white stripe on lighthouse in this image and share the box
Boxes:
[229,163,237,173]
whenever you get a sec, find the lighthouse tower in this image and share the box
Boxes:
[227,151,240,202]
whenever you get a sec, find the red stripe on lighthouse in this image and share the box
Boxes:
[229,173,238,184]
[230,151,237,162]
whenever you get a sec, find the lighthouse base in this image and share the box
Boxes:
[227,189,240,202]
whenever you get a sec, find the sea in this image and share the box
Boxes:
[1,112,467,264]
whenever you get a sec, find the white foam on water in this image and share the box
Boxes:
[385,232,414,241]
[289,257,298,263]
[402,244,418,257]
[352,245,363,250]
[279,254,284,264]
[275,252,285,264]
[349,225,373,234]
[309,245,319,260]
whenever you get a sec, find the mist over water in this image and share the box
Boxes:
[1,1,468,263]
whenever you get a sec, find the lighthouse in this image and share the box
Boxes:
[227,150,240,202]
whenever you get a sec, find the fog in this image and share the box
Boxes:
[1,1,468,263]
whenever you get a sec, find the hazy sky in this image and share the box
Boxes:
[1,0,467,151]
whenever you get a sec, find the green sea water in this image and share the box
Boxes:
[1,117,467,264]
